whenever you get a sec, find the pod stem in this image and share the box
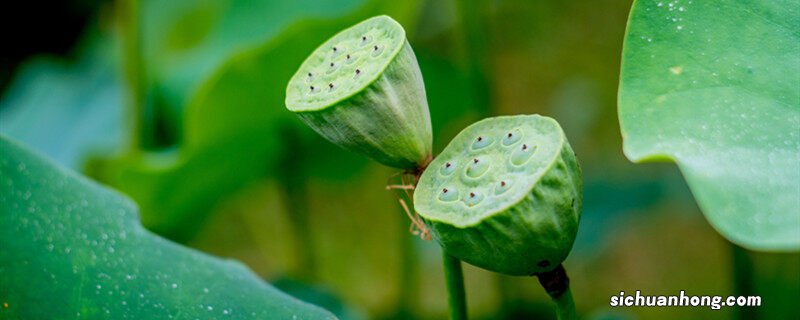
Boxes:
[442,251,468,320]
[536,264,577,320]
[731,242,756,320]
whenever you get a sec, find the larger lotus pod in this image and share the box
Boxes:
[285,15,432,169]
[414,115,582,276]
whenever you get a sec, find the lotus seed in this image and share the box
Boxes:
[511,143,535,166]
[466,156,490,178]
[502,129,523,146]
[471,135,494,150]
[440,161,457,176]
[438,187,459,202]
[494,179,513,195]
[464,190,484,207]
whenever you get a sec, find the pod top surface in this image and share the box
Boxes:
[414,115,565,227]
[286,15,406,112]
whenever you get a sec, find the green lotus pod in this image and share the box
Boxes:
[285,15,432,169]
[414,115,582,276]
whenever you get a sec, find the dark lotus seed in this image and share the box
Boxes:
[473,158,479,164]
[469,192,475,198]
[346,54,351,59]
[356,69,361,74]
[508,132,513,138]
[329,83,334,88]
[330,62,335,67]
[477,136,483,142]
[446,162,451,168]
[501,181,506,187]
[333,47,337,52]
[308,72,312,77]
[362,36,367,41]
[374,45,378,51]
[522,144,528,150]
[310,86,315,90]
[443,188,448,193]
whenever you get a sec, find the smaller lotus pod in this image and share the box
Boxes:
[414,115,582,276]
[285,15,432,169]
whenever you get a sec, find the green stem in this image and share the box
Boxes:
[442,251,467,320]
[280,175,315,280]
[731,243,757,320]
[394,217,419,319]
[536,264,577,320]
[117,0,144,153]
[277,128,316,280]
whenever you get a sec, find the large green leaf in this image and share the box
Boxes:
[618,0,800,250]
[0,136,335,319]
[0,36,124,170]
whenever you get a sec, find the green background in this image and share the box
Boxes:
[1,0,798,319]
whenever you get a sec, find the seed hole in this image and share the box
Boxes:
[502,129,523,146]
[494,179,512,195]
[438,187,459,202]
[356,69,361,74]
[464,190,484,207]
[511,143,536,166]
[471,135,494,150]
[440,161,457,176]
[371,44,384,57]
[333,47,337,52]
[466,156,490,178]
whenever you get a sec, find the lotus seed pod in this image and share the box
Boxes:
[285,15,432,169]
[414,115,582,276]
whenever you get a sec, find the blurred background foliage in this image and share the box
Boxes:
[1,0,798,319]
